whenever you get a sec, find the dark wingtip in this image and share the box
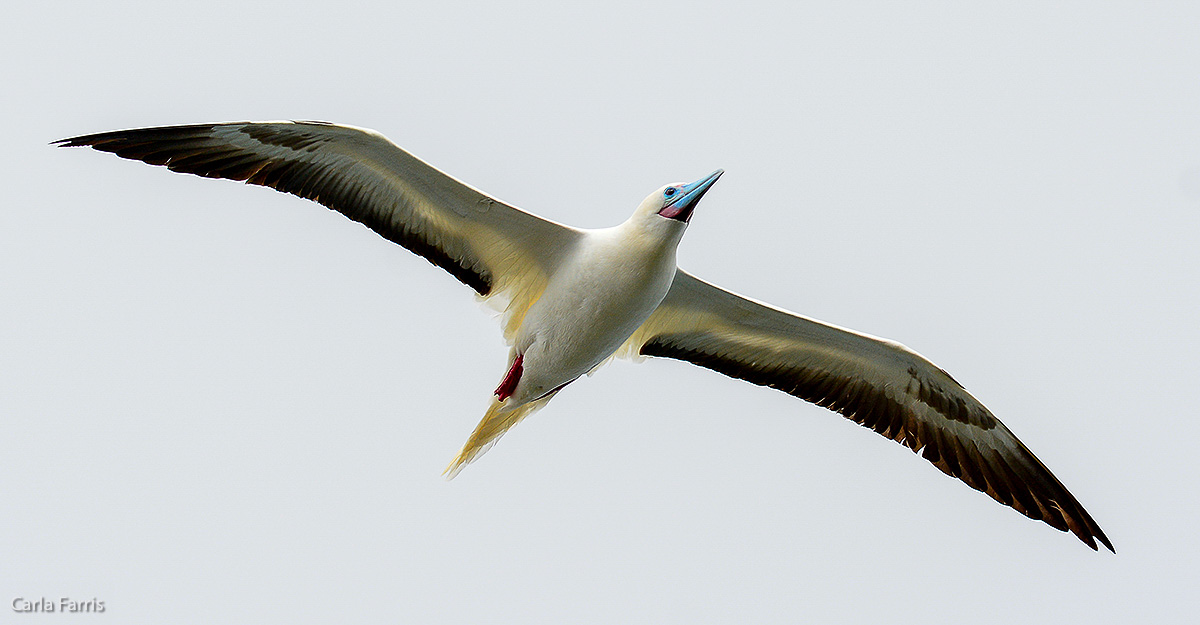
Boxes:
[1066,506,1114,553]
[53,132,108,148]
[1098,530,1116,553]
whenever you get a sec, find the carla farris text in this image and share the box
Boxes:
[12,598,105,613]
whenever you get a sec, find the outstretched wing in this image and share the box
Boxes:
[624,269,1112,551]
[56,121,583,339]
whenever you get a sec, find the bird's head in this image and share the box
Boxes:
[628,169,723,243]
[649,169,723,223]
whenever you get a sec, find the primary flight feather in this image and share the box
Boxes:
[56,121,1113,552]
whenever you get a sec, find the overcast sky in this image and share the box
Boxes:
[3,1,1198,623]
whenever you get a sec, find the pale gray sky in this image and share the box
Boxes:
[3,1,1198,623]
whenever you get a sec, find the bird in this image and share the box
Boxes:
[56,120,1113,552]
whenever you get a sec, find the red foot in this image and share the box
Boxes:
[494,354,524,401]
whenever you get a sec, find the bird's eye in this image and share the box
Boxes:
[664,187,677,198]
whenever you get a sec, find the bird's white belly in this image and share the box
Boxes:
[509,240,676,404]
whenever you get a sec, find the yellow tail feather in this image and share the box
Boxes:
[443,394,555,479]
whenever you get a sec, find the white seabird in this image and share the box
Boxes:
[57,121,1113,552]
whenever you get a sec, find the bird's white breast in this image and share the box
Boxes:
[509,227,679,403]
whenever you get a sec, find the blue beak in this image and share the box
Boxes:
[660,169,723,222]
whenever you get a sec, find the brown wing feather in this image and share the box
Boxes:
[56,122,496,293]
[57,122,582,342]
[634,271,1113,552]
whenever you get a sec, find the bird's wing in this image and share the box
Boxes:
[621,269,1112,551]
[56,121,583,340]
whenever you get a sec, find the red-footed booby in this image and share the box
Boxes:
[56,121,1113,552]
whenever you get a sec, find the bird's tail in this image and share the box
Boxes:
[443,394,555,479]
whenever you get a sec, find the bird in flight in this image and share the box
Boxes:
[57,121,1112,551]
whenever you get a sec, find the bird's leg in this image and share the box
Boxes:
[494,353,524,401]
